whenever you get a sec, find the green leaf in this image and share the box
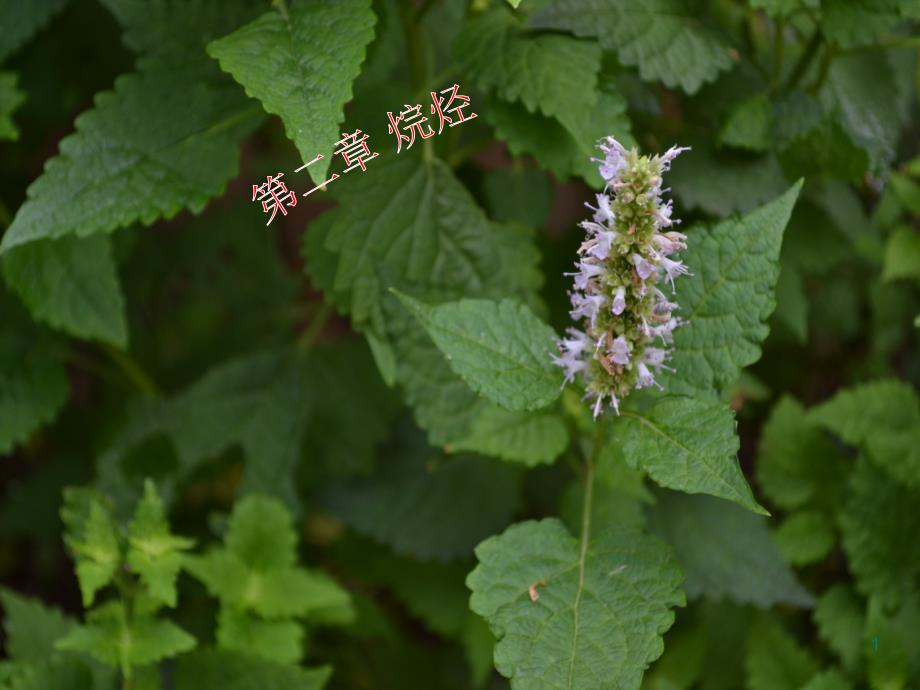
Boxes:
[772,511,835,567]
[0,60,263,253]
[749,0,801,16]
[744,617,819,690]
[215,609,303,665]
[809,380,920,490]
[206,0,375,185]
[2,235,127,347]
[0,72,25,141]
[839,458,920,608]
[482,168,553,228]
[506,0,523,7]
[618,398,767,515]
[812,585,865,672]
[0,0,69,61]
[820,0,903,49]
[646,490,813,608]
[755,396,847,511]
[719,93,771,152]
[393,294,562,412]
[56,609,195,674]
[771,264,808,343]
[864,593,920,690]
[468,519,685,690]
[447,406,570,467]
[0,590,75,661]
[174,649,330,690]
[60,490,121,607]
[0,336,68,455]
[883,227,920,282]
[0,658,94,690]
[530,0,734,93]
[324,443,520,561]
[799,670,854,690]
[662,181,802,398]
[456,8,601,129]
[126,480,194,607]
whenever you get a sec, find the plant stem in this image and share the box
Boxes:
[808,43,835,93]
[297,302,333,349]
[786,29,822,91]
[101,344,160,397]
[770,16,786,93]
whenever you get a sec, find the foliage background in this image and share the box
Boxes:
[1,0,920,689]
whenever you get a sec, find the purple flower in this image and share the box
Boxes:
[635,361,659,389]
[569,291,605,326]
[659,257,691,292]
[631,253,657,280]
[610,335,631,365]
[612,286,626,315]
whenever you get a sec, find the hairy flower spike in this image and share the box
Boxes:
[553,137,691,418]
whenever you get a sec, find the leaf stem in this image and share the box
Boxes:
[297,302,333,349]
[786,29,823,90]
[100,343,160,397]
[770,16,786,93]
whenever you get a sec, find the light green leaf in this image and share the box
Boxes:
[662,181,802,398]
[2,235,127,347]
[206,0,375,185]
[56,611,195,674]
[0,60,263,253]
[799,670,854,690]
[60,490,121,607]
[744,617,818,690]
[883,227,920,282]
[773,511,835,567]
[0,72,25,141]
[812,585,864,672]
[324,445,520,561]
[174,649,330,690]
[215,609,302,665]
[127,480,194,607]
[809,379,920,489]
[530,0,734,93]
[394,294,562,412]
[468,519,685,690]
[646,490,812,607]
[456,8,601,129]
[0,590,75,661]
[447,406,570,467]
[0,336,68,455]
[224,494,297,570]
[864,593,920,690]
[618,398,766,515]
[0,0,69,61]
[719,93,771,152]
[839,458,920,608]
[506,0,523,6]
[756,396,847,511]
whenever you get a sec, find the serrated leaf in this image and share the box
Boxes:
[618,398,766,515]
[447,406,570,467]
[839,458,920,608]
[744,617,818,690]
[809,380,920,489]
[60,490,121,607]
[394,293,562,412]
[0,0,69,61]
[646,490,812,607]
[773,511,835,567]
[530,0,734,93]
[0,590,75,661]
[0,60,263,253]
[215,609,303,665]
[206,0,375,185]
[0,72,25,141]
[0,335,68,455]
[756,396,847,511]
[56,612,195,674]
[456,8,601,129]
[2,235,127,346]
[883,227,920,282]
[813,585,864,672]
[468,519,684,690]
[324,443,520,561]
[662,181,802,398]
[719,93,771,152]
[174,649,330,690]
[0,658,94,690]
[126,480,193,607]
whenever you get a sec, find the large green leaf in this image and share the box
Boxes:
[0,590,75,661]
[744,617,818,690]
[468,519,685,690]
[207,0,375,185]
[394,294,562,412]
[0,60,262,253]
[530,0,734,93]
[812,585,864,672]
[883,227,920,282]
[661,181,802,398]
[0,0,69,61]
[174,649,330,690]
[646,490,812,607]
[2,235,127,346]
[820,0,904,49]
[618,398,766,515]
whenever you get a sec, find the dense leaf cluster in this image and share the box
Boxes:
[1,0,919,689]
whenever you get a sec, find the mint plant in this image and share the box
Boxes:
[1,0,919,689]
